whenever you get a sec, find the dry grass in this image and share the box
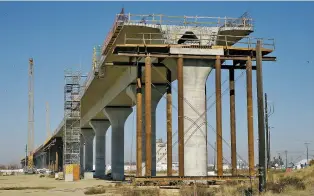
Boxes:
[84,185,160,196]
[0,186,54,190]
[121,187,160,196]
[84,185,107,195]
[180,185,216,196]
[179,166,314,196]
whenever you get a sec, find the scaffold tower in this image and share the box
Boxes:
[63,70,86,166]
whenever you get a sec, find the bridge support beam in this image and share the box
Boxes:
[89,120,110,178]
[104,107,133,181]
[81,128,95,172]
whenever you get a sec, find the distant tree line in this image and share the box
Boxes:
[0,164,20,170]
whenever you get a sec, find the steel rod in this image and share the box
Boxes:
[166,69,172,176]
[256,40,266,192]
[136,62,142,177]
[215,56,223,176]
[229,67,237,176]
[177,57,184,177]
[246,56,255,177]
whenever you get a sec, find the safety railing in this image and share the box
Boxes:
[101,12,254,55]
[123,32,275,51]
[123,13,253,28]
[53,117,65,136]
[83,12,254,99]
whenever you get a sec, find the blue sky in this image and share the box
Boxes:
[0,2,313,165]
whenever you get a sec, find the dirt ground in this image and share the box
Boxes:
[0,174,179,196]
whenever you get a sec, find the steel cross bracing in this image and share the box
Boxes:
[63,70,86,166]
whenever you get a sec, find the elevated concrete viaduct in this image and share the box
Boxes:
[26,10,276,184]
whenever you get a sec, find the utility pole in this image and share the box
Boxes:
[305,143,310,164]
[265,93,274,169]
[285,150,288,168]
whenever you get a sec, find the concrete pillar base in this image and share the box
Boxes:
[103,107,133,181]
[81,128,95,172]
[84,172,94,179]
[89,120,110,178]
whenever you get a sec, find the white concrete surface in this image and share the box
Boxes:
[80,134,84,173]
[170,48,224,56]
[89,120,110,178]
[64,174,73,182]
[182,59,213,176]
[81,128,95,172]
[103,107,133,181]
[84,172,94,179]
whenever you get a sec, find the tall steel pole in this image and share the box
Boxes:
[229,67,237,176]
[27,58,35,171]
[246,56,254,176]
[305,143,310,164]
[136,60,143,177]
[285,150,288,168]
[166,69,173,176]
[256,40,266,192]
[215,56,223,176]
[28,58,34,156]
[177,57,184,177]
[145,56,152,177]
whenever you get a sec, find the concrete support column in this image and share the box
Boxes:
[126,84,166,176]
[89,120,110,178]
[81,128,95,172]
[103,107,133,181]
[55,151,59,172]
[182,59,212,176]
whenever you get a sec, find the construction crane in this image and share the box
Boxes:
[26,58,35,173]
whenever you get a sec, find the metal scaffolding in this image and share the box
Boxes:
[63,70,86,166]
